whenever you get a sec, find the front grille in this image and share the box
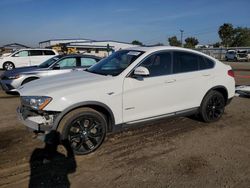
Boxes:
[20,105,40,119]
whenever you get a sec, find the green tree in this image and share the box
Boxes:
[184,37,199,48]
[212,42,221,48]
[132,40,143,46]
[218,23,234,47]
[231,27,250,47]
[168,36,181,46]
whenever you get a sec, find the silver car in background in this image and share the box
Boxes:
[0,54,101,93]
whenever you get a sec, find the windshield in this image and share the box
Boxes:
[38,55,62,68]
[87,50,143,76]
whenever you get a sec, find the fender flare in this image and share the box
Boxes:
[200,85,229,106]
[52,101,115,132]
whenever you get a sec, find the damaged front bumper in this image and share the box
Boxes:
[17,106,59,134]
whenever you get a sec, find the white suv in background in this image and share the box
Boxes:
[0,49,58,70]
[17,46,235,155]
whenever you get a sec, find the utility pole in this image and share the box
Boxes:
[180,29,184,47]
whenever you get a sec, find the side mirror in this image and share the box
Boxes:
[133,66,150,77]
[14,54,19,57]
[52,64,60,70]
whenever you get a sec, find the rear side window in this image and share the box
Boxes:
[29,50,43,56]
[199,57,214,70]
[80,58,97,67]
[44,50,55,55]
[173,52,199,73]
[140,52,172,77]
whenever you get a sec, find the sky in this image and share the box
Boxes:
[0,0,249,47]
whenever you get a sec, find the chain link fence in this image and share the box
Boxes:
[195,47,250,60]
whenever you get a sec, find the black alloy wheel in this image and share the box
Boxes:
[59,108,107,155]
[200,91,225,122]
[205,95,224,121]
[68,115,105,154]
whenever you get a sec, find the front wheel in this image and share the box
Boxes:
[199,91,225,123]
[3,62,15,70]
[58,108,107,155]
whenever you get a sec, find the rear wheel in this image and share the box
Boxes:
[58,108,107,155]
[200,91,225,122]
[3,62,15,70]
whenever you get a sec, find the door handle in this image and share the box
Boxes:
[165,79,176,83]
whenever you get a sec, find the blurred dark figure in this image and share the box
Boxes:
[29,131,76,188]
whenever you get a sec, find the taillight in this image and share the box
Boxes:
[228,70,235,78]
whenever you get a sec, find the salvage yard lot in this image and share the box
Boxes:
[0,62,250,188]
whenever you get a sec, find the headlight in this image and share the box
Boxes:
[21,96,52,110]
[8,74,20,79]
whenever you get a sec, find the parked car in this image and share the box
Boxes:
[225,50,249,61]
[0,49,58,70]
[0,54,101,93]
[17,46,235,155]
[236,85,250,96]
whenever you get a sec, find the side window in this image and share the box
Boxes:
[173,52,199,73]
[139,52,172,77]
[29,50,43,56]
[199,56,214,70]
[57,58,77,68]
[44,50,55,55]
[80,58,97,67]
[14,50,29,57]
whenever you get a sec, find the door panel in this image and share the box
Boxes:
[47,57,78,76]
[13,50,30,67]
[29,50,45,66]
[123,75,177,123]
[123,51,173,123]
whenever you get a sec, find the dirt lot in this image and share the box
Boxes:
[0,62,250,188]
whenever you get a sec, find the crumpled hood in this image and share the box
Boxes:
[18,71,110,96]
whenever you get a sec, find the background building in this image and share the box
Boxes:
[0,43,30,55]
[39,38,91,48]
[39,38,138,57]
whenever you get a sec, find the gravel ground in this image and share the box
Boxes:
[0,62,249,188]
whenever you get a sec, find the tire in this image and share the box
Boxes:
[21,77,39,85]
[3,62,15,70]
[57,107,107,155]
[199,90,225,123]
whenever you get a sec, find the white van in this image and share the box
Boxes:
[0,49,58,70]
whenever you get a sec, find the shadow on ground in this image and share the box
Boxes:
[29,131,77,188]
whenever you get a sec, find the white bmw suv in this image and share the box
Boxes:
[17,46,235,155]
